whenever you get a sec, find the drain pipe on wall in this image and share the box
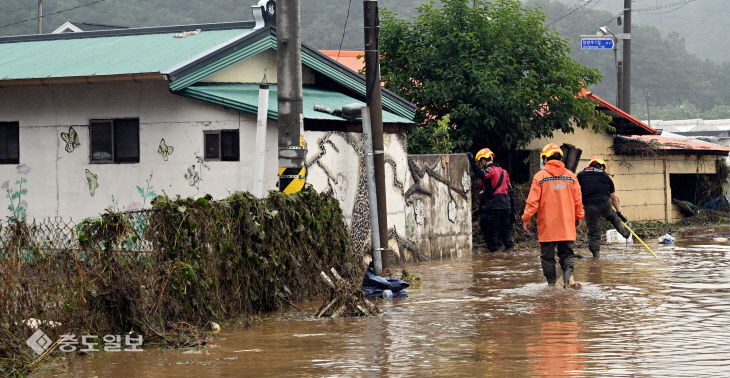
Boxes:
[361,106,383,274]
[253,80,270,197]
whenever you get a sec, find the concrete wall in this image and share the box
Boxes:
[527,126,722,222]
[304,131,472,262]
[404,154,472,260]
[0,80,279,220]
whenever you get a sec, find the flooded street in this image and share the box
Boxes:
[38,227,730,376]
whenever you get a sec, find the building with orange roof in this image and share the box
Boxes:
[526,91,730,222]
[319,50,364,73]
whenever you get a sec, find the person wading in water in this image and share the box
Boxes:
[467,148,516,252]
[521,143,584,288]
[576,156,631,258]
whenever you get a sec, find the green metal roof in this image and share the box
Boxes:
[166,30,416,120]
[0,24,253,80]
[0,22,416,121]
[179,83,414,124]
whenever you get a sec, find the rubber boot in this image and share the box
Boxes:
[619,223,631,240]
[591,250,600,259]
[562,267,573,289]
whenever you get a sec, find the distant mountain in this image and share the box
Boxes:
[0,0,424,51]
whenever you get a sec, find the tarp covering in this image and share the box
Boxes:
[361,269,409,298]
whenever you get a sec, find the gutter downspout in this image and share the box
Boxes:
[664,159,671,223]
[253,81,270,197]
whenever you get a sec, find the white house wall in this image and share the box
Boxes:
[0,80,279,220]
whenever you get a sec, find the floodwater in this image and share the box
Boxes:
[36,226,730,377]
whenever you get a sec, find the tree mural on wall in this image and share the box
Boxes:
[306,131,438,261]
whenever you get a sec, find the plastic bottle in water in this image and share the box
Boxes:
[383,289,393,299]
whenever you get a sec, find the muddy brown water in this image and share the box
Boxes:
[34,227,730,377]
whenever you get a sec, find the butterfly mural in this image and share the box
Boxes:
[61,126,80,153]
[85,169,99,197]
[184,165,200,187]
[158,138,174,161]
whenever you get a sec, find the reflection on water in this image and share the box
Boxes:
[35,227,730,376]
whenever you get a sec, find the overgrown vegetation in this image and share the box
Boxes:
[0,188,361,376]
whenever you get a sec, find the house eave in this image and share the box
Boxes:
[0,73,167,87]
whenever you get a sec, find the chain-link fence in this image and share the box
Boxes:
[0,209,157,255]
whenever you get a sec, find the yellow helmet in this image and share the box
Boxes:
[475,148,495,162]
[589,156,606,168]
[540,143,563,160]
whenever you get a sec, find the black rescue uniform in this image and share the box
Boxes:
[576,165,630,257]
[470,160,515,252]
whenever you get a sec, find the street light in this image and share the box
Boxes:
[596,26,617,66]
[596,26,622,108]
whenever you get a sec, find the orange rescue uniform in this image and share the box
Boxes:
[522,160,584,242]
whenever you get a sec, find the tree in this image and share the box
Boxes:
[379,0,610,154]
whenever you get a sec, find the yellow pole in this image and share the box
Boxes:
[621,220,658,259]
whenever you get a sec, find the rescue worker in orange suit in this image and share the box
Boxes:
[466,148,515,252]
[576,156,631,258]
[521,144,584,287]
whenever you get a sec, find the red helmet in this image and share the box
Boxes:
[475,148,495,162]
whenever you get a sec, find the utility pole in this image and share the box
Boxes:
[622,0,631,114]
[253,76,270,198]
[364,0,389,270]
[37,0,42,34]
[617,61,623,109]
[277,0,306,194]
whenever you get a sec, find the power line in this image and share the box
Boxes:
[659,14,730,27]
[548,0,597,26]
[655,0,666,35]
[0,0,110,31]
[643,88,730,94]
[648,0,696,15]
[634,0,698,13]
[336,0,353,62]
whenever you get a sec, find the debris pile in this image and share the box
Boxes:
[316,268,379,318]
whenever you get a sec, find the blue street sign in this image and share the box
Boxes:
[580,38,614,49]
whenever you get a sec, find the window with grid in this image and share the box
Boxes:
[90,119,140,163]
[204,130,239,161]
[0,122,19,164]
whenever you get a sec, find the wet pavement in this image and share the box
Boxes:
[36,226,730,376]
